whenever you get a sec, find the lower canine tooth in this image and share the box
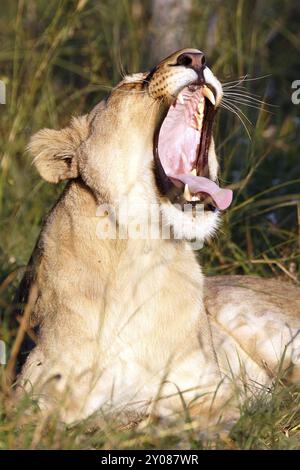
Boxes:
[184,184,193,201]
[177,92,184,105]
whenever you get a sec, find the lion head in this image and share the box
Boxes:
[29,48,232,244]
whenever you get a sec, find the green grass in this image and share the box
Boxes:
[0,0,300,449]
[1,370,300,450]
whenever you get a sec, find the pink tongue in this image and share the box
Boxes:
[171,174,233,211]
[158,88,233,211]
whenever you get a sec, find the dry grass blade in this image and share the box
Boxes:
[3,285,38,392]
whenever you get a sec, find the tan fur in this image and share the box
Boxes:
[205,276,300,382]
[18,49,300,430]
[30,116,89,183]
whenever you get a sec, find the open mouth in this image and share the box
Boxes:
[154,83,233,212]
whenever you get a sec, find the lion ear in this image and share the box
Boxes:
[28,115,88,183]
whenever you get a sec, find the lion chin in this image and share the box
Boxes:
[15,48,300,433]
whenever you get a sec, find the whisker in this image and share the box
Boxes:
[221,73,271,87]
[222,99,253,125]
[223,95,271,108]
[223,97,274,113]
[223,91,276,107]
[222,83,249,90]
[223,92,270,103]
[223,86,261,97]
[221,75,249,87]
[223,90,265,99]
[220,103,251,138]
[116,49,128,80]
[220,101,251,130]
[220,102,252,140]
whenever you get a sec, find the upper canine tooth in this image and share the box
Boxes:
[177,92,184,105]
[184,184,193,201]
[202,85,216,106]
[190,169,197,176]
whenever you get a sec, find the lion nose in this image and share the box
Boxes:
[176,52,206,70]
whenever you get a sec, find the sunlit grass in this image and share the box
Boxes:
[1,368,300,449]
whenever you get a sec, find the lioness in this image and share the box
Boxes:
[17,49,300,428]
